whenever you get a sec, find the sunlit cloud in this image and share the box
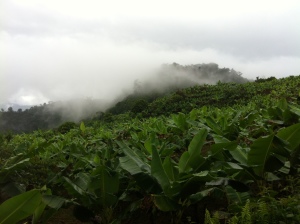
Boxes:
[8,88,49,105]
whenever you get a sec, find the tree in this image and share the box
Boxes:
[7,107,13,113]
[131,99,149,114]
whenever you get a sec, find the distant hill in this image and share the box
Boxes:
[134,62,249,94]
[107,63,249,115]
[104,75,300,119]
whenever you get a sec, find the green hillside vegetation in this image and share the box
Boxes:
[1,73,300,223]
[0,99,110,133]
[107,62,248,115]
[99,75,300,120]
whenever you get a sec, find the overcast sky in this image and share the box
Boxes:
[1,0,300,105]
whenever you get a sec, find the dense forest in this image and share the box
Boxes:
[0,99,111,133]
[1,65,300,224]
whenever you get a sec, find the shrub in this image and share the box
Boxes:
[57,121,77,134]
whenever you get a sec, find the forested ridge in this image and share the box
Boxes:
[1,66,300,223]
[0,99,110,133]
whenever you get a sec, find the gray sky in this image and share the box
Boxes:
[1,0,300,105]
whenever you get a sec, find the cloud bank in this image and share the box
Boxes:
[1,0,300,105]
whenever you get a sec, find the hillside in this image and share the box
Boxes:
[1,73,300,223]
[99,75,300,120]
[107,62,248,115]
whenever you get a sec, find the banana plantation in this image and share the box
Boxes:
[1,76,300,223]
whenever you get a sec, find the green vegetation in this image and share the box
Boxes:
[107,62,248,116]
[1,74,300,223]
[0,99,110,133]
[106,75,300,118]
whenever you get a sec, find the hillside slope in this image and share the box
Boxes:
[103,75,300,120]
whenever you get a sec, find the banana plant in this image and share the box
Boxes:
[277,123,300,174]
[0,186,65,224]
[118,129,217,212]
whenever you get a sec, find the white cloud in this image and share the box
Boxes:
[7,0,299,21]
[8,88,49,105]
[1,0,300,105]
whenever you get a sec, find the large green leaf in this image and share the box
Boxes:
[0,155,30,183]
[32,188,51,224]
[152,195,180,211]
[163,157,179,182]
[189,188,221,204]
[80,121,86,133]
[32,188,63,224]
[119,156,143,175]
[225,186,249,205]
[144,138,153,154]
[151,147,171,193]
[277,123,300,174]
[179,129,207,173]
[189,108,198,121]
[248,135,274,176]
[224,162,244,176]
[62,175,87,197]
[4,158,30,171]
[75,172,90,192]
[271,136,290,158]
[178,152,191,173]
[90,165,119,206]
[277,123,300,150]
[278,98,288,110]
[205,117,222,135]
[229,146,248,165]
[210,141,238,161]
[42,195,65,209]
[119,156,161,193]
[117,141,150,173]
[239,112,257,128]
[0,189,42,224]
[32,200,47,224]
[234,165,260,182]
[289,105,300,117]
[180,171,215,197]
[62,172,91,200]
[172,113,189,131]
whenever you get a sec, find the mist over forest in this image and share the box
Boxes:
[134,62,248,94]
[0,62,249,133]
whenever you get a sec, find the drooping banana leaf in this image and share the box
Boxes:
[0,189,42,224]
